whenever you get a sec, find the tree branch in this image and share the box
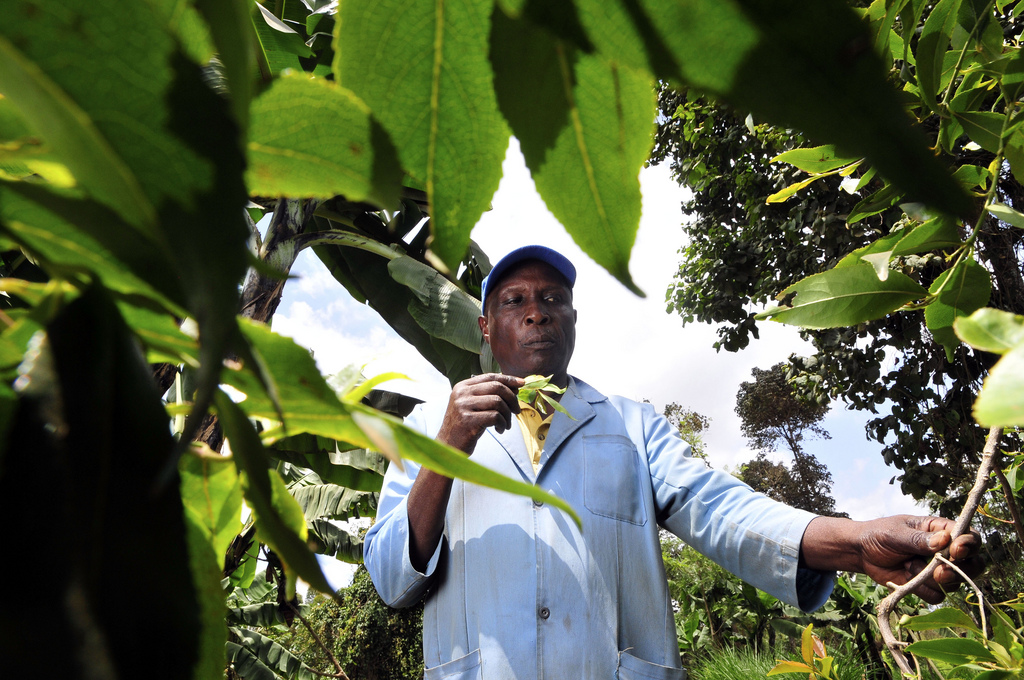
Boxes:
[876,425,1002,675]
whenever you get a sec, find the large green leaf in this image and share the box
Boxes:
[954,307,1024,353]
[308,518,364,563]
[268,435,385,491]
[337,0,511,270]
[306,217,482,384]
[292,484,378,521]
[974,343,1024,426]
[567,0,972,219]
[925,258,992,361]
[388,255,484,353]
[228,627,319,680]
[0,285,201,679]
[227,602,307,628]
[491,9,652,293]
[246,73,402,208]
[757,263,928,328]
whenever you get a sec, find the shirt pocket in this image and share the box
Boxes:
[424,648,482,680]
[616,650,687,680]
[583,434,648,525]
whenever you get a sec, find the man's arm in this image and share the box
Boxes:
[800,515,984,604]
[406,373,523,571]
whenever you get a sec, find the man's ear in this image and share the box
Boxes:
[478,315,489,344]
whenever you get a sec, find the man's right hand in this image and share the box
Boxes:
[436,373,524,454]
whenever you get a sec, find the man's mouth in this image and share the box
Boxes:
[523,336,556,348]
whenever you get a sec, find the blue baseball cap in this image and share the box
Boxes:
[480,245,577,313]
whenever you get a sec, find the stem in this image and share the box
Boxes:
[876,426,1002,674]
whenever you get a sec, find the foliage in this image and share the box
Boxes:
[735,363,842,517]
[1,0,1020,679]
[268,567,424,680]
[653,3,1024,504]
[767,624,843,680]
[664,401,712,463]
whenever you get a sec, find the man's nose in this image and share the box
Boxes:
[524,301,550,324]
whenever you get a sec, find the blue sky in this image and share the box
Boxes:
[270,140,925,528]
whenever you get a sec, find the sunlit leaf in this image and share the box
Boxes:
[900,606,984,634]
[180,449,244,561]
[974,343,1024,426]
[892,215,964,256]
[766,660,814,675]
[491,10,652,293]
[247,74,402,209]
[757,264,927,328]
[988,202,1024,229]
[337,0,510,270]
[954,307,1024,353]
[955,110,1005,154]
[771,145,859,173]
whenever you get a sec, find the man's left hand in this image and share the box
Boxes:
[801,515,984,604]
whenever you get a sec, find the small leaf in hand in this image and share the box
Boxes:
[517,374,574,420]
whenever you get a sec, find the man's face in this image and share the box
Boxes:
[479,260,577,385]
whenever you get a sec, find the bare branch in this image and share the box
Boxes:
[876,425,1002,675]
[287,602,350,680]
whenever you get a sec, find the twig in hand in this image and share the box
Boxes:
[876,425,1002,676]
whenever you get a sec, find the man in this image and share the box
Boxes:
[364,245,981,680]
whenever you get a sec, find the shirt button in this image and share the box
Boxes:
[533,499,543,508]
[538,433,546,441]
[539,607,550,620]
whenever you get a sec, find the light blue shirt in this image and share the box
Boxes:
[364,377,835,680]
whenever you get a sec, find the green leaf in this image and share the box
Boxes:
[179,449,244,561]
[227,602,302,628]
[228,627,319,680]
[892,215,964,256]
[0,183,184,310]
[955,307,1024,353]
[387,255,484,353]
[901,606,984,634]
[771,145,859,173]
[766,174,826,204]
[337,0,510,271]
[955,111,1005,154]
[905,637,998,665]
[567,0,973,219]
[925,258,992,361]
[268,436,385,491]
[848,183,901,223]
[292,484,378,522]
[757,264,928,329]
[835,225,910,272]
[989,202,1024,229]
[767,660,814,676]
[247,74,402,209]
[491,10,652,294]
[308,518,364,563]
[974,343,1024,426]
[215,389,335,595]
[917,0,962,111]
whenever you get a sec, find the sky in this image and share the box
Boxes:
[270,139,926,545]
